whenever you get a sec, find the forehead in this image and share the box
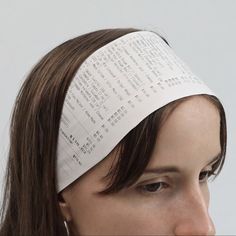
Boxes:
[147,96,221,169]
[69,96,221,189]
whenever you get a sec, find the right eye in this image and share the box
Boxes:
[137,182,169,195]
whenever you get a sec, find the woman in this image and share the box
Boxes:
[0,28,227,235]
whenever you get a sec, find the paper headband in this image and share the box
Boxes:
[56,30,215,193]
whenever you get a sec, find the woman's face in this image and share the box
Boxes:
[59,96,220,235]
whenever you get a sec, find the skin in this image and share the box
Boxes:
[59,96,220,235]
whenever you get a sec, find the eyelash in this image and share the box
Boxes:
[137,170,217,195]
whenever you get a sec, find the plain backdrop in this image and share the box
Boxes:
[0,0,235,234]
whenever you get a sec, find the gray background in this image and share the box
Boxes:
[0,0,235,234]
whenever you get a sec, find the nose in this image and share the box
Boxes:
[174,184,216,235]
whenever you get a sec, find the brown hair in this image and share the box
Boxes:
[0,28,227,236]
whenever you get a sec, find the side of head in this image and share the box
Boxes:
[0,28,227,236]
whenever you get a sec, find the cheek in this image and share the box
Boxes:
[68,185,211,235]
[70,193,176,235]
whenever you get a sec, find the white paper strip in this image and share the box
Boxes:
[56,31,215,193]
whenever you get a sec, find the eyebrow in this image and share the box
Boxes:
[142,152,222,175]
